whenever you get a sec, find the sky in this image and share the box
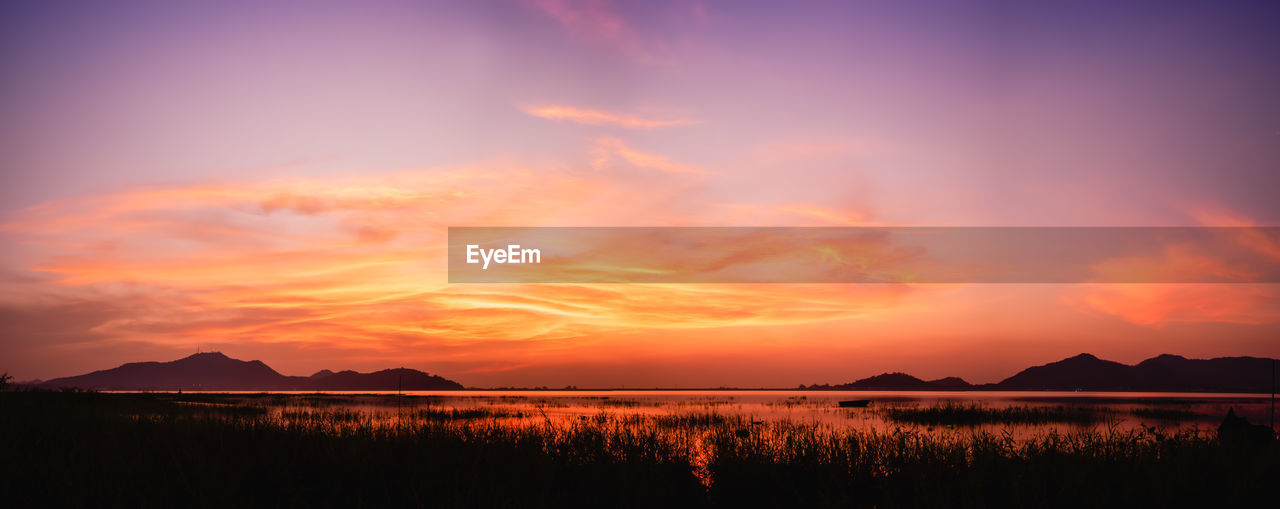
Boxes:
[2,0,1278,387]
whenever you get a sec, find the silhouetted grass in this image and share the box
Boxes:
[1,391,703,508]
[596,397,645,407]
[706,420,1277,508]
[280,407,367,423]
[2,392,1275,508]
[650,412,733,429]
[878,402,1106,426]
[413,407,516,420]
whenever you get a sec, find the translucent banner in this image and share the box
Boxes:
[447,227,1280,283]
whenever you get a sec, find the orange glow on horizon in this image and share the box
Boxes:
[2,161,1277,386]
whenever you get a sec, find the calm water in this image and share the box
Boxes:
[167,390,1277,436]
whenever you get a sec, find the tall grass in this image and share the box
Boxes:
[706,420,1276,508]
[2,392,1275,508]
[877,402,1106,426]
[1,392,704,508]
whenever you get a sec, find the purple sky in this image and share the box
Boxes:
[4,1,1278,222]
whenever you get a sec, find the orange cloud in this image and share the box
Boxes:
[1089,243,1261,283]
[1070,284,1280,327]
[1073,219,1280,326]
[0,164,914,373]
[6,157,1276,383]
[590,137,712,175]
[523,105,692,129]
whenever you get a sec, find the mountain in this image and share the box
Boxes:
[34,352,1279,392]
[927,376,973,389]
[39,352,463,391]
[996,353,1277,392]
[806,372,973,391]
[806,353,1278,393]
[994,353,1138,391]
[306,368,462,391]
[39,352,289,391]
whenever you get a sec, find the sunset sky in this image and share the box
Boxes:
[2,0,1278,387]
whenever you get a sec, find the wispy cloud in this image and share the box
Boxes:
[1069,284,1280,327]
[0,164,910,376]
[590,137,712,175]
[523,105,692,129]
[5,161,1276,382]
[1070,214,1280,326]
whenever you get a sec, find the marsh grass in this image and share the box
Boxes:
[596,397,646,407]
[877,402,1108,426]
[2,392,1275,508]
[704,420,1276,508]
[650,412,733,429]
[412,406,516,420]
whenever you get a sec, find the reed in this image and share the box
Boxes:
[877,402,1106,425]
[2,391,1274,508]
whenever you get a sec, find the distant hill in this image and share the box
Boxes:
[305,368,461,391]
[805,353,1278,393]
[994,353,1136,390]
[995,353,1277,392]
[39,352,463,391]
[804,372,973,391]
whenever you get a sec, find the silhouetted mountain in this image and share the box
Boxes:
[39,352,463,391]
[40,352,288,391]
[809,372,973,391]
[306,368,462,391]
[995,353,1137,390]
[996,353,1277,392]
[806,353,1278,393]
[926,376,972,389]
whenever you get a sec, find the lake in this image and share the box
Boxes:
[162,390,1276,438]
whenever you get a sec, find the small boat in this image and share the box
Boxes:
[838,399,870,408]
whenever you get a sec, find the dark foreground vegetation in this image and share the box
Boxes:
[877,403,1105,426]
[874,402,1208,426]
[2,392,1276,508]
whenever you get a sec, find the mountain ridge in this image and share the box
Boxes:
[803,353,1278,393]
[29,352,1279,392]
[39,352,463,391]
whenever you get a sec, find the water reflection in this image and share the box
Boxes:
[150,390,1275,490]
[172,390,1273,437]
